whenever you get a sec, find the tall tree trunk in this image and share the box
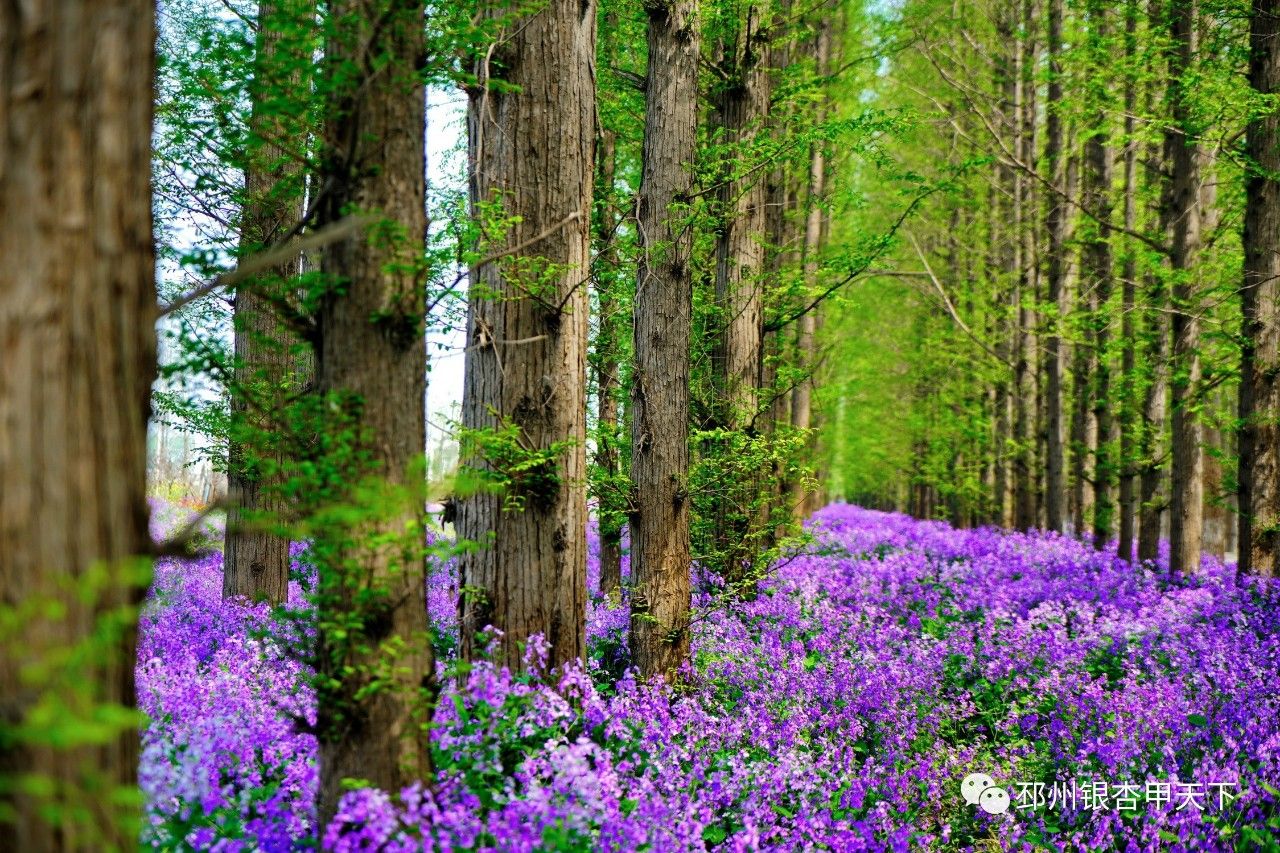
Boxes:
[993,23,1015,530]
[1117,0,1141,561]
[224,0,311,605]
[710,9,771,582]
[593,129,623,599]
[1084,0,1116,550]
[0,1,155,846]
[1012,0,1038,531]
[313,0,433,825]
[712,28,770,426]
[460,0,596,670]
[1070,246,1097,538]
[1043,0,1068,533]
[1239,0,1280,577]
[630,0,700,681]
[1166,0,1204,574]
[790,22,830,520]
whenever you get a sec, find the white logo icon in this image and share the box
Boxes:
[961,772,1010,814]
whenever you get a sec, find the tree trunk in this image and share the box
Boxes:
[710,10,771,583]
[1084,0,1116,550]
[1166,0,1204,574]
[224,0,311,605]
[1012,0,1038,532]
[1117,0,1141,561]
[1043,0,1068,533]
[593,128,623,599]
[1070,254,1097,539]
[790,22,830,520]
[459,0,595,671]
[630,0,699,681]
[0,1,155,847]
[712,39,770,426]
[1239,0,1280,577]
[313,0,433,825]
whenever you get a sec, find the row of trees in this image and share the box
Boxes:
[825,0,1278,577]
[3,0,895,843]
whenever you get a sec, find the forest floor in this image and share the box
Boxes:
[138,504,1280,851]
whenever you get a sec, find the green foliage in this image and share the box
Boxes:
[455,420,576,512]
[0,558,152,847]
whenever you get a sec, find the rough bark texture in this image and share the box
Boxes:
[712,25,770,426]
[313,0,433,825]
[1043,0,1068,533]
[1166,0,1204,574]
[630,0,699,681]
[460,0,596,671]
[1240,0,1280,577]
[0,1,155,847]
[224,0,310,605]
[709,9,770,582]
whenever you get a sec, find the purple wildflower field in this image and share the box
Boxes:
[138,504,1280,851]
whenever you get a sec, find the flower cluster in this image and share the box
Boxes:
[140,505,1280,850]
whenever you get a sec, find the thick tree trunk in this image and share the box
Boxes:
[0,1,155,847]
[460,0,595,671]
[630,0,699,681]
[1084,0,1116,550]
[224,0,310,605]
[1043,0,1068,533]
[313,0,433,826]
[1239,0,1280,577]
[1166,0,1204,574]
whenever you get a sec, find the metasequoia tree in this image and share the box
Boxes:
[0,0,156,846]
[311,0,434,824]
[630,0,701,680]
[458,0,597,672]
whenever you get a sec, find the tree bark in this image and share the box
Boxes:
[790,22,830,519]
[313,0,433,825]
[593,128,623,599]
[1117,15,1142,560]
[710,8,771,582]
[1166,0,1204,574]
[459,0,595,671]
[1084,0,1116,550]
[0,1,155,847]
[1239,0,1280,577]
[1043,0,1068,533]
[630,0,699,681]
[1012,0,1038,532]
[712,12,770,429]
[224,0,311,605]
